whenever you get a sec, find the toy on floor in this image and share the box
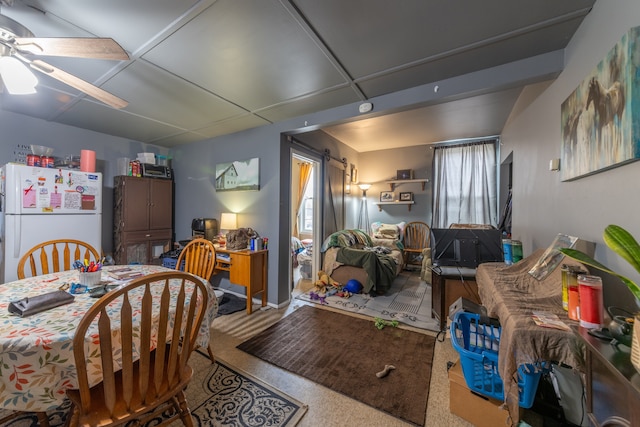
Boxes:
[312,270,341,296]
[376,364,396,378]
[374,317,399,330]
[344,279,363,294]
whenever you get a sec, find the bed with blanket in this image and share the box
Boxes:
[321,229,404,294]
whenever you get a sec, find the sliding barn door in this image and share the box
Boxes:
[322,160,345,240]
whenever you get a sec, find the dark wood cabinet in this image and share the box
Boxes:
[114,176,173,265]
[431,267,479,330]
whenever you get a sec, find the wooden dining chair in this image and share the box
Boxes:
[403,221,431,270]
[17,239,100,279]
[175,238,217,363]
[66,271,208,427]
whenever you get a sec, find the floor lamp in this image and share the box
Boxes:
[357,183,371,233]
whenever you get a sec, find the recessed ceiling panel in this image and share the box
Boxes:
[194,114,271,140]
[19,0,201,51]
[293,0,594,78]
[57,100,186,142]
[101,61,248,129]
[257,86,362,123]
[142,0,348,110]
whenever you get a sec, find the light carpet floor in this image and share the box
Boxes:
[295,269,440,332]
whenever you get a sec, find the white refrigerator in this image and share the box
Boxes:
[0,163,102,283]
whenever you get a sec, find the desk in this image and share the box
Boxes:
[0,265,217,412]
[431,266,479,330]
[215,247,268,314]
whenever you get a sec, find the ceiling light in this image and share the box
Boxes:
[0,56,38,94]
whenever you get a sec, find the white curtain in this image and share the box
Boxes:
[432,140,498,228]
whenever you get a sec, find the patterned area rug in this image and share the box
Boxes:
[296,269,439,331]
[0,354,307,427]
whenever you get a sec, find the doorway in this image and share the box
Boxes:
[290,150,321,295]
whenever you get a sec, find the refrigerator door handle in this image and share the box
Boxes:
[13,215,22,258]
[13,173,20,215]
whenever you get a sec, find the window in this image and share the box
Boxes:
[300,172,314,233]
[432,140,498,228]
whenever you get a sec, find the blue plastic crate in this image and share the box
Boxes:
[161,258,184,270]
[450,311,546,408]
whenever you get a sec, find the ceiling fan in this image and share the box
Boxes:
[0,12,129,109]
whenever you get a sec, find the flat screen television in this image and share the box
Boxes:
[431,228,503,268]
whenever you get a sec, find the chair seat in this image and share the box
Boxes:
[66,356,193,426]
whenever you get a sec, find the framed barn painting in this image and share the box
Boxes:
[560,26,640,181]
[215,157,260,191]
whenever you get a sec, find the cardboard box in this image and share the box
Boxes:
[448,359,515,427]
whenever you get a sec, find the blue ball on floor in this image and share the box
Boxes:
[344,279,363,294]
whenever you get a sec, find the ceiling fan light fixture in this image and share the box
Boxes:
[0,56,37,94]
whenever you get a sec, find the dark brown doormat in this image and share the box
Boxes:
[237,305,435,426]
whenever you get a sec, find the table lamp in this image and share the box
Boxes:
[219,212,238,247]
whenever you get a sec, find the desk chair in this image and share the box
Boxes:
[17,239,100,279]
[403,221,431,270]
[175,238,217,363]
[66,271,208,427]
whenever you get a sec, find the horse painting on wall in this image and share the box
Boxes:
[560,26,640,181]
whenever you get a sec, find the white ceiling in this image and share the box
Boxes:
[0,0,595,151]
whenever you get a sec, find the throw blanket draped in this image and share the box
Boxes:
[336,247,396,294]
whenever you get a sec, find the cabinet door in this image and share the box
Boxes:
[119,177,150,231]
[149,179,173,230]
[118,229,172,265]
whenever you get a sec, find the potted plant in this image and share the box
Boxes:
[559,224,640,372]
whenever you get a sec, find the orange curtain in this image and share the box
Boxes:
[294,162,313,237]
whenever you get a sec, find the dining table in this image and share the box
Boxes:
[0,264,218,413]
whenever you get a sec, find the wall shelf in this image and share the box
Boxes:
[375,201,415,211]
[385,178,428,191]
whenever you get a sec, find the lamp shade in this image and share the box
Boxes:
[358,183,371,191]
[220,212,237,230]
[0,57,38,94]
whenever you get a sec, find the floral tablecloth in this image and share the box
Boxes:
[0,265,217,412]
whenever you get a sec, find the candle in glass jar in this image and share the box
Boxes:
[577,274,604,329]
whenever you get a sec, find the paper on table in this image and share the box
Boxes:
[531,311,571,331]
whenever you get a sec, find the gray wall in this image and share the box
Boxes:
[359,145,434,227]
[502,0,640,310]
[0,110,169,255]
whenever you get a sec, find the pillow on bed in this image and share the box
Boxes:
[371,237,404,251]
[371,221,406,240]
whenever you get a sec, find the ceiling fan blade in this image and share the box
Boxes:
[13,37,129,60]
[30,59,128,109]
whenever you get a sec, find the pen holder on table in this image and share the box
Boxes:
[78,271,102,287]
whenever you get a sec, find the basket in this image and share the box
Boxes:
[450,311,546,408]
[162,258,184,270]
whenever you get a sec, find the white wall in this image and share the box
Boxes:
[502,0,640,308]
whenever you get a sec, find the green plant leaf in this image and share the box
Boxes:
[559,247,640,301]
[604,225,640,275]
